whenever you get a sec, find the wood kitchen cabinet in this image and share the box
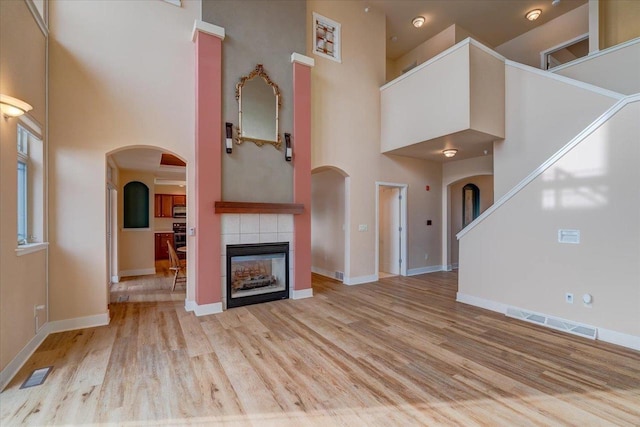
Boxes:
[154,194,185,217]
[155,232,174,260]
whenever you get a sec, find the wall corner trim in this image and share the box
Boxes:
[291,53,315,67]
[191,20,225,42]
[292,288,313,300]
[193,302,223,316]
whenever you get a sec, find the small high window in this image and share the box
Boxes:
[462,184,480,227]
[17,124,44,245]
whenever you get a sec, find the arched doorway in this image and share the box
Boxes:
[105,146,188,302]
[311,166,349,283]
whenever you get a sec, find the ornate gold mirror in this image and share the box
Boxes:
[236,64,281,149]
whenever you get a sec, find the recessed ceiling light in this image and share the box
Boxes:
[442,149,458,158]
[526,9,542,21]
[412,16,425,28]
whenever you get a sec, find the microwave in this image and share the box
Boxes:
[173,205,186,218]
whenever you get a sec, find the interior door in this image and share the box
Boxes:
[379,186,400,275]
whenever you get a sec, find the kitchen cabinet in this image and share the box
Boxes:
[154,194,185,218]
[155,232,174,260]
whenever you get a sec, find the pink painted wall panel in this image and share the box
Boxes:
[195,32,222,305]
[293,61,312,291]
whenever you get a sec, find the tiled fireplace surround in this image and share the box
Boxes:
[221,214,295,308]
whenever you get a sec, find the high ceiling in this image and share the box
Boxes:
[109,148,186,181]
[370,0,587,59]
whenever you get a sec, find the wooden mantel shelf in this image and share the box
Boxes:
[215,201,305,215]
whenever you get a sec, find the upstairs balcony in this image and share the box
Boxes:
[380,39,505,162]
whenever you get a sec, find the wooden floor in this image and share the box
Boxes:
[109,260,186,303]
[1,272,639,426]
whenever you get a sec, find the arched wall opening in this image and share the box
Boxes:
[311,166,349,282]
[447,174,494,268]
[105,145,189,302]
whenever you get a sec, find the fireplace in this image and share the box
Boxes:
[226,242,289,308]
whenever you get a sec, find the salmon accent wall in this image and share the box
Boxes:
[194,24,224,309]
[292,55,314,293]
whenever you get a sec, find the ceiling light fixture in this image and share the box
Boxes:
[0,94,33,118]
[412,16,425,28]
[526,9,542,21]
[443,149,458,158]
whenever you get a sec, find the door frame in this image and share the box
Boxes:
[375,182,408,278]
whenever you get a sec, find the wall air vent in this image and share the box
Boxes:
[506,306,597,340]
[335,271,344,281]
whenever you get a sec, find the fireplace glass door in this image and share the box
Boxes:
[227,242,289,308]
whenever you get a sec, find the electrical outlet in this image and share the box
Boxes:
[565,293,574,304]
[358,224,368,232]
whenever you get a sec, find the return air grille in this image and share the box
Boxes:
[506,307,597,340]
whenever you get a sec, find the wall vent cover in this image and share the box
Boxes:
[506,307,597,340]
[335,271,344,281]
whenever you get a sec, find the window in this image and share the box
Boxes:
[17,124,44,246]
[462,184,480,227]
[123,181,150,228]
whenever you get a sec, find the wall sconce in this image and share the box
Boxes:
[442,149,458,158]
[225,122,233,154]
[0,94,33,118]
[284,133,292,161]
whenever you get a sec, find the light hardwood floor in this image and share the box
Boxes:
[109,260,186,303]
[1,272,639,426]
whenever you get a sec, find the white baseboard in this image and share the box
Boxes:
[456,292,508,314]
[457,292,640,352]
[598,328,640,351]
[343,274,378,286]
[194,302,223,316]
[292,288,313,299]
[0,327,49,392]
[111,275,120,283]
[185,299,197,312]
[47,312,110,334]
[407,265,444,276]
[0,312,110,392]
[119,268,156,278]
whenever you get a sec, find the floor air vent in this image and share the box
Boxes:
[20,366,53,389]
[506,307,597,340]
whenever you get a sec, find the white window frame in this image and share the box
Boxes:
[16,120,46,254]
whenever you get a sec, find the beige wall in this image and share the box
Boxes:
[311,169,345,276]
[494,64,618,199]
[554,40,640,95]
[48,0,198,321]
[459,101,640,337]
[0,1,47,372]
[600,0,640,49]
[495,4,589,68]
[309,1,442,280]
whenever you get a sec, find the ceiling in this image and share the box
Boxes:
[109,148,186,181]
[370,0,587,59]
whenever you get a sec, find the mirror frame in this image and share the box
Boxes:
[235,64,282,149]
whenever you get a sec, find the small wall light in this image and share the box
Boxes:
[412,16,425,28]
[526,9,542,21]
[442,149,458,158]
[0,94,33,118]
[225,122,233,154]
[284,133,292,161]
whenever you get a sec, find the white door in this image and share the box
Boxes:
[379,186,400,275]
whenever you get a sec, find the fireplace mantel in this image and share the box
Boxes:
[214,201,304,215]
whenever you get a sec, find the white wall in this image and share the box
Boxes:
[311,169,345,278]
[494,64,619,199]
[553,39,640,95]
[459,100,640,340]
[48,0,199,320]
[495,4,589,68]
